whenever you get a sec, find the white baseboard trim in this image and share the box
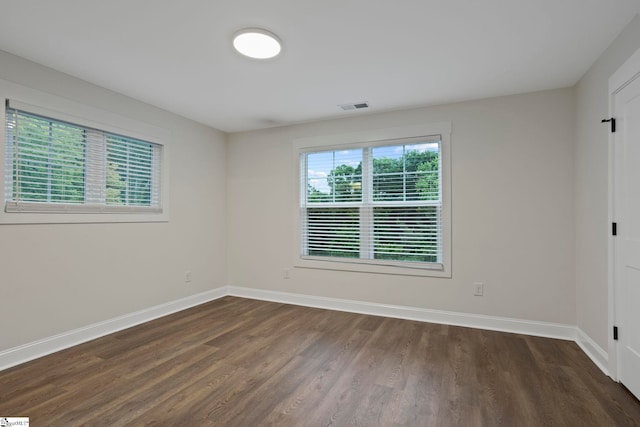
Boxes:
[0,287,227,372]
[575,328,609,376]
[1,285,609,379]
[226,286,577,341]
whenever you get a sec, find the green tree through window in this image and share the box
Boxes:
[5,106,162,213]
[302,141,442,264]
[106,135,154,206]
[9,112,85,203]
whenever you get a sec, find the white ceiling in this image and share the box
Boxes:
[0,1,638,133]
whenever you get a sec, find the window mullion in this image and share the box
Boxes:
[402,145,407,202]
[125,143,130,205]
[360,147,373,260]
[47,120,53,203]
[300,154,309,256]
[85,130,106,204]
[331,151,336,203]
[5,108,17,202]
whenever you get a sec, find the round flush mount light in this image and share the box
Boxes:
[233,28,282,59]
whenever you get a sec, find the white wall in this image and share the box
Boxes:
[575,15,640,350]
[0,51,227,352]
[227,88,576,325]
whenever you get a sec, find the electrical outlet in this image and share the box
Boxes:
[185,271,192,283]
[473,282,484,296]
[283,269,290,279]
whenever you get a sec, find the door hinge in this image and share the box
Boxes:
[612,222,617,236]
[613,326,619,341]
[601,117,616,133]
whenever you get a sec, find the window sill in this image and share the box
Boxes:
[294,256,451,278]
[0,209,168,224]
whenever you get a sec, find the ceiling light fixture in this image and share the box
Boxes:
[233,28,282,59]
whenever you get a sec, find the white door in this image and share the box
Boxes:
[614,70,640,400]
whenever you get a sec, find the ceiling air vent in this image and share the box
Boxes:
[339,102,369,111]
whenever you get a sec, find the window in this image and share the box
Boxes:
[3,100,163,216]
[296,123,451,277]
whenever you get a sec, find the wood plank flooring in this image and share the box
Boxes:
[1,296,639,426]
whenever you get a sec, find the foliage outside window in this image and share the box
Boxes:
[4,105,162,214]
[300,137,443,269]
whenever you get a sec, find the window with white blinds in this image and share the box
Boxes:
[300,137,444,270]
[4,102,162,214]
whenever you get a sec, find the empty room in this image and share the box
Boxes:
[1,1,640,425]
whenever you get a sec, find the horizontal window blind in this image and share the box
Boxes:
[5,110,87,204]
[301,139,442,268]
[4,102,162,213]
[306,207,360,258]
[106,134,160,207]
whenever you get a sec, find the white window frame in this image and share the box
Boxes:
[293,122,451,277]
[0,80,170,224]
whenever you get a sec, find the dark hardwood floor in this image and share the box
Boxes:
[1,296,639,426]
